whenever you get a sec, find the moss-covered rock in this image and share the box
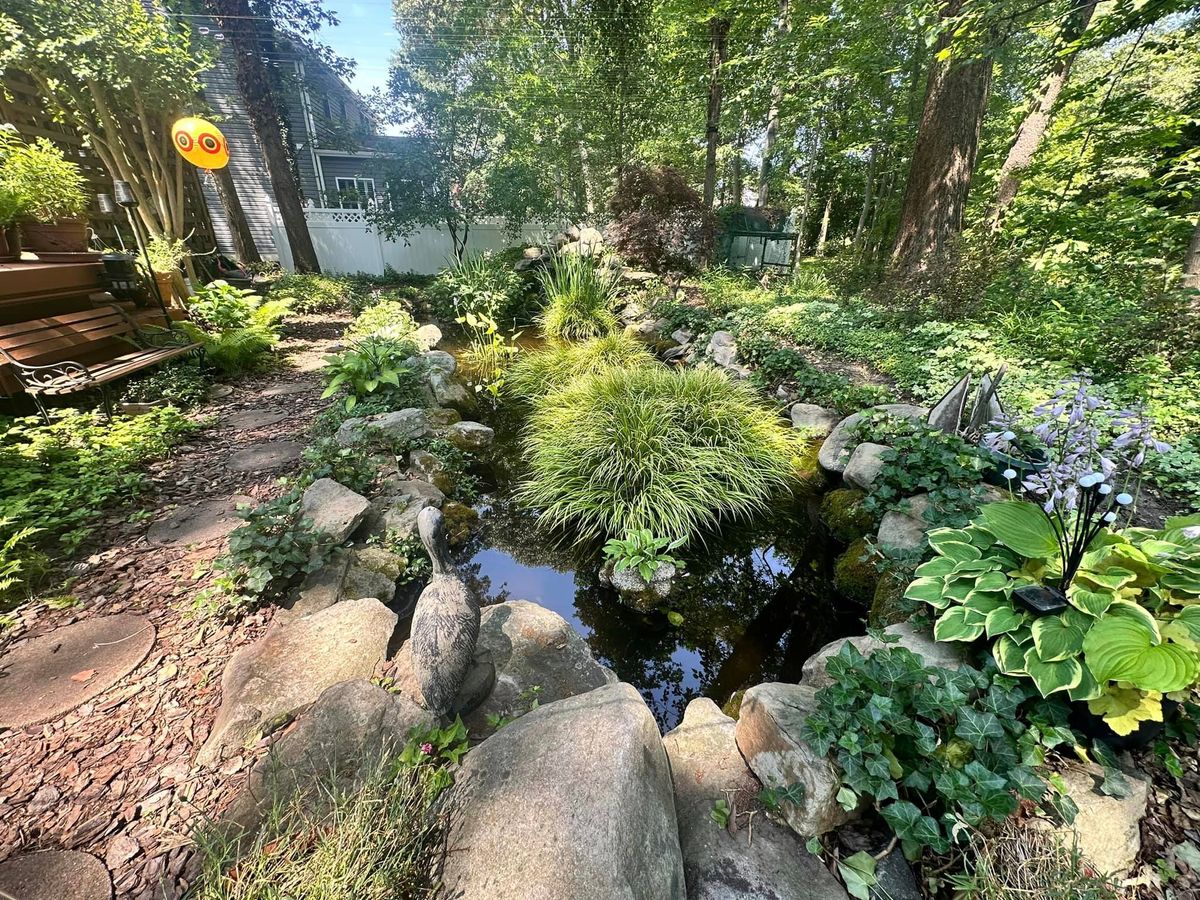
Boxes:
[793,436,827,498]
[820,488,876,543]
[721,689,745,720]
[834,538,881,603]
[442,501,480,547]
[869,570,915,628]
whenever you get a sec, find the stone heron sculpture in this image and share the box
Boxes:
[410,506,481,721]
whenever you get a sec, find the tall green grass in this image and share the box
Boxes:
[535,254,619,340]
[506,333,658,401]
[519,365,803,543]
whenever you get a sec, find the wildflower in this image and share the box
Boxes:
[420,742,434,755]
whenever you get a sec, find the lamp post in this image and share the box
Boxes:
[113,181,171,326]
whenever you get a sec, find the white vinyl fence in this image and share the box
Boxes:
[271,209,553,275]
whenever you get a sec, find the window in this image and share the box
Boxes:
[333,177,376,210]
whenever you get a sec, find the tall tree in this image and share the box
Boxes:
[208,0,321,273]
[988,0,1099,229]
[757,0,789,206]
[890,0,994,277]
[703,16,730,209]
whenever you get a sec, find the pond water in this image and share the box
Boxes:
[446,401,865,730]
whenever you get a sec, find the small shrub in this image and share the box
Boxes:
[190,280,290,332]
[425,252,531,326]
[699,268,774,315]
[322,336,423,413]
[603,529,684,582]
[299,437,376,494]
[607,164,715,273]
[456,311,521,406]
[346,300,419,343]
[506,333,657,401]
[180,281,291,377]
[196,491,332,619]
[272,273,356,313]
[121,360,210,408]
[520,366,803,543]
[535,254,620,341]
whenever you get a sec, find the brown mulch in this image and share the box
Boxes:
[0,314,346,899]
[1131,744,1200,898]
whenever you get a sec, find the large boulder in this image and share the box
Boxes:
[664,698,850,900]
[335,408,430,448]
[735,683,851,838]
[300,478,370,543]
[414,323,442,350]
[843,442,889,492]
[393,600,613,738]
[430,370,472,410]
[876,507,927,554]
[800,622,968,694]
[818,404,928,475]
[790,403,841,437]
[441,683,685,900]
[197,598,397,765]
[1035,763,1150,877]
[446,421,495,452]
[222,680,433,832]
[422,349,456,375]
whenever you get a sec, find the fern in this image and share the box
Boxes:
[181,322,276,377]
[0,517,41,598]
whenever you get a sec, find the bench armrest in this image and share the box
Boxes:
[0,356,94,391]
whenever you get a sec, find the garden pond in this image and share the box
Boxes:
[438,401,864,730]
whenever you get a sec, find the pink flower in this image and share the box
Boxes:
[420,742,434,755]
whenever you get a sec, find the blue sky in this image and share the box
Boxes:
[319,1,397,96]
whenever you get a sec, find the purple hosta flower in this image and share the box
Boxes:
[420,742,434,755]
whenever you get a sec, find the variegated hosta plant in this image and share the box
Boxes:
[905,502,1200,735]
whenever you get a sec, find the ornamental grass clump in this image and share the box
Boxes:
[506,332,657,401]
[519,366,803,543]
[535,253,620,340]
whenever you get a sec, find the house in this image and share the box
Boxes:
[198,30,404,262]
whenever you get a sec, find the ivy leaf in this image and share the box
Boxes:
[955,707,1004,749]
[836,851,878,900]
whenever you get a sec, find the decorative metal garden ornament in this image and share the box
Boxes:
[925,366,1008,439]
[410,506,482,721]
[170,117,230,170]
[927,374,971,435]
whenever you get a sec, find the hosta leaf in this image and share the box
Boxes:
[1075,567,1137,593]
[1067,586,1115,618]
[1023,647,1083,696]
[973,571,1011,593]
[914,557,956,578]
[904,577,949,608]
[1087,686,1163,736]
[980,501,1060,560]
[993,635,1029,675]
[985,605,1026,638]
[934,607,986,642]
[1082,616,1196,692]
[964,591,1008,614]
[940,541,982,563]
[1066,663,1102,702]
[1031,614,1088,663]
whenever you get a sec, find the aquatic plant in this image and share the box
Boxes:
[519,366,803,543]
[506,333,657,401]
[535,253,620,341]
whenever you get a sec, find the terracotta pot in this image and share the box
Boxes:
[22,220,89,256]
[0,224,20,262]
[154,271,176,305]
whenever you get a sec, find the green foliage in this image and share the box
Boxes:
[272,274,354,313]
[855,412,990,528]
[456,310,521,405]
[189,281,284,332]
[346,300,419,343]
[0,517,41,604]
[180,281,290,378]
[506,333,657,402]
[196,492,332,619]
[698,269,775,315]
[121,359,210,409]
[820,488,877,543]
[0,135,86,222]
[424,252,531,326]
[907,506,1200,734]
[535,254,620,341]
[0,409,200,571]
[370,530,431,587]
[189,746,453,900]
[804,640,1078,859]
[321,336,422,413]
[520,365,803,543]
[603,529,684,582]
[144,236,189,275]
[421,438,482,504]
[299,437,377,494]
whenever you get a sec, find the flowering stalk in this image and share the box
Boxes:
[984,375,1168,590]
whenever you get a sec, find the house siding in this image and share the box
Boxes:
[199,38,279,258]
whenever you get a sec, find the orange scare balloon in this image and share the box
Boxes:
[170,117,230,170]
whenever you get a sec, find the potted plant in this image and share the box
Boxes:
[3,136,89,257]
[145,236,190,305]
[0,127,27,261]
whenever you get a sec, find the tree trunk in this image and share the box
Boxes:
[211,0,320,273]
[989,0,1098,230]
[854,146,877,247]
[889,0,993,278]
[1184,213,1200,294]
[703,17,730,210]
[758,0,790,207]
[815,193,833,257]
[731,115,746,207]
[211,166,262,264]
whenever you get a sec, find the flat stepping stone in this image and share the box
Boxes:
[146,495,255,546]
[224,409,287,432]
[227,441,303,472]
[260,382,312,397]
[0,851,112,900]
[0,614,155,729]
